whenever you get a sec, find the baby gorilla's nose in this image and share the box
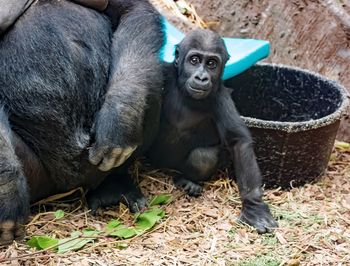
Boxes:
[194,74,210,87]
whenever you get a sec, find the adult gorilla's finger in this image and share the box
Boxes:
[89,145,107,166]
[113,146,137,168]
[98,148,121,172]
[91,146,137,171]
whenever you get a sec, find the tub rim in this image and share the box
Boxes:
[234,63,349,133]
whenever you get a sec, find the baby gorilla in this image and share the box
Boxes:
[149,29,278,233]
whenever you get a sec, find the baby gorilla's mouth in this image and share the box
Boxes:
[188,85,208,94]
[187,84,211,100]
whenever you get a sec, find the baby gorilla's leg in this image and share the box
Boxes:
[174,146,220,197]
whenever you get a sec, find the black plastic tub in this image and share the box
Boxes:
[225,63,349,189]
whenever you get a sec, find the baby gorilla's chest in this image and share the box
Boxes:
[165,117,220,152]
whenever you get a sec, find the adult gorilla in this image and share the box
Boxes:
[0,0,164,245]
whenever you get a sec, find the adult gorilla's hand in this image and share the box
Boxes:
[89,100,140,172]
[89,145,137,172]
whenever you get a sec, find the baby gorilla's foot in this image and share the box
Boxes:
[174,177,203,197]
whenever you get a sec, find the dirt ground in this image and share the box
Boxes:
[0,144,349,265]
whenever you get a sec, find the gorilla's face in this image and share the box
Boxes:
[182,49,222,100]
[174,29,229,101]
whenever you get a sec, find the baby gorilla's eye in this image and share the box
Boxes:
[189,55,200,65]
[206,59,217,69]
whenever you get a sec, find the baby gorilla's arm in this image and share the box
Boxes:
[214,87,278,233]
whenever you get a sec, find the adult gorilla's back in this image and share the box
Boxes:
[0,1,110,196]
[0,0,164,245]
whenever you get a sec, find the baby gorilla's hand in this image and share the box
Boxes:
[239,199,278,234]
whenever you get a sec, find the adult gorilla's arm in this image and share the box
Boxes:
[89,0,164,171]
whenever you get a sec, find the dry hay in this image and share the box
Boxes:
[0,142,349,266]
[151,0,208,29]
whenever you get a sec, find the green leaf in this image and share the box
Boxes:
[57,232,96,253]
[107,208,165,238]
[135,208,165,233]
[149,194,172,206]
[116,242,128,250]
[106,219,136,238]
[106,219,123,232]
[108,227,137,239]
[70,231,82,238]
[82,228,101,237]
[27,236,59,250]
[54,210,65,219]
[335,141,350,150]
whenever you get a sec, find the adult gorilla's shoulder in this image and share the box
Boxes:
[0,0,164,245]
[1,0,111,116]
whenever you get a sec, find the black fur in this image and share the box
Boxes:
[0,0,164,245]
[89,0,164,172]
[148,29,278,233]
[86,83,162,213]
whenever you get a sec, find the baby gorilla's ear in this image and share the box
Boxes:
[174,46,180,67]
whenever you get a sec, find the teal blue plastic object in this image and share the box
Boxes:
[160,18,270,80]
